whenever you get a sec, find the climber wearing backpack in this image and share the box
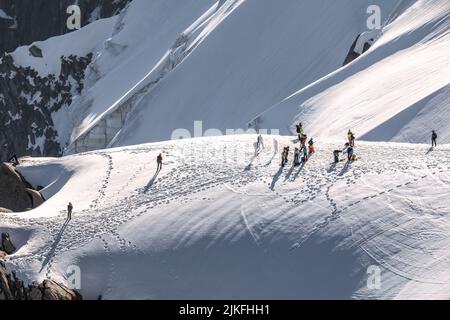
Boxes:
[308,138,315,154]
[256,134,264,152]
[296,123,305,141]
[294,147,300,166]
[281,146,290,166]
[432,130,437,147]
[345,143,354,161]
[302,144,308,162]
[300,134,307,148]
[157,153,163,171]
[348,130,356,147]
[67,202,73,221]
[333,150,341,163]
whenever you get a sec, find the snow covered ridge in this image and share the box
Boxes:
[65,0,450,151]
[252,0,450,144]
[3,0,448,160]
[1,135,450,299]
[0,14,118,162]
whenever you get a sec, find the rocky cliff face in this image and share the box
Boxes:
[0,162,44,212]
[0,52,93,161]
[0,1,132,161]
[0,262,82,300]
[0,0,131,54]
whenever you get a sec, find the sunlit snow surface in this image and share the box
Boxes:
[2,136,450,299]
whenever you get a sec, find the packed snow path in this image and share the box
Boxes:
[2,136,450,299]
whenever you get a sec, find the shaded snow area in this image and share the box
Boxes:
[2,136,450,299]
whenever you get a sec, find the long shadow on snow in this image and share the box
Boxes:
[289,162,307,182]
[39,219,70,273]
[264,139,279,167]
[338,161,351,176]
[270,167,284,191]
[144,169,160,193]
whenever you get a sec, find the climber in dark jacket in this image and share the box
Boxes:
[157,154,163,171]
[432,130,437,147]
[67,202,73,220]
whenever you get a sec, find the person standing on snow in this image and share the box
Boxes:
[308,138,315,154]
[294,147,300,166]
[296,123,305,142]
[348,130,355,147]
[431,130,437,148]
[300,134,307,148]
[281,146,290,166]
[333,150,341,163]
[256,134,264,152]
[67,202,73,221]
[157,154,163,171]
[344,143,354,161]
[302,144,308,162]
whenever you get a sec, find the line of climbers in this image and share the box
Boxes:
[281,123,315,167]
[280,126,439,167]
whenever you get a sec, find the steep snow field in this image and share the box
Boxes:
[112,0,401,147]
[2,136,450,299]
[7,0,447,152]
[8,0,407,152]
[256,0,450,144]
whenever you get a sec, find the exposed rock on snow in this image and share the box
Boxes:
[0,163,44,212]
[0,262,81,300]
[342,31,379,66]
[25,188,45,208]
[29,45,43,58]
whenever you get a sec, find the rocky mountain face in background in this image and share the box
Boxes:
[0,0,131,54]
[0,52,93,161]
[0,0,132,162]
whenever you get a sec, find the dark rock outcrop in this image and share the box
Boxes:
[343,33,374,66]
[29,45,43,58]
[0,162,44,211]
[0,0,132,54]
[0,1,132,161]
[0,52,93,162]
[0,262,82,300]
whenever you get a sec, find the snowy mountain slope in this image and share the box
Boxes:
[6,0,446,156]
[254,0,450,144]
[65,0,217,152]
[0,16,118,162]
[1,0,215,158]
[111,0,401,148]
[2,136,450,299]
[10,17,117,78]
